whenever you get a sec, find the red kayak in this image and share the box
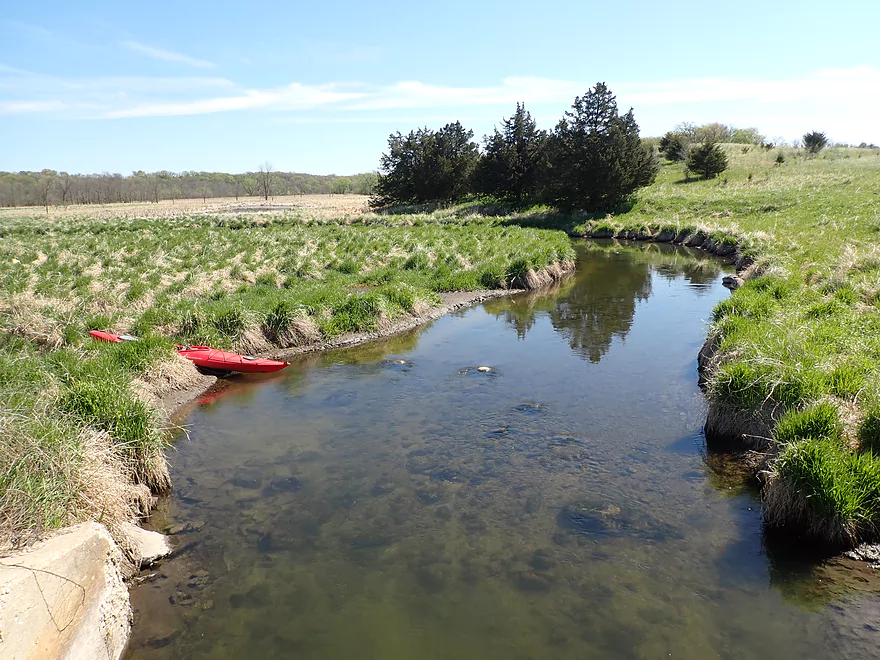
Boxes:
[90,330,138,343]
[174,345,290,375]
[89,331,289,375]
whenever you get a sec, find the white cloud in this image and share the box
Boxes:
[1,65,878,143]
[615,66,880,107]
[0,100,67,114]
[122,40,215,69]
[101,83,366,118]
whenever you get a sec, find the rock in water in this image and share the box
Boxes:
[722,275,744,290]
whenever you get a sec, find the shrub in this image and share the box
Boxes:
[803,131,828,154]
[687,141,728,180]
[659,131,687,162]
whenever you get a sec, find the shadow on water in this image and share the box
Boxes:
[127,241,880,660]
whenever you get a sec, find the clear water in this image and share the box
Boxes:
[126,242,880,659]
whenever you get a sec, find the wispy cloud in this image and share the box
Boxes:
[0,100,67,114]
[101,83,365,118]
[300,40,386,65]
[1,66,878,142]
[122,40,215,69]
[615,66,880,107]
[3,18,55,40]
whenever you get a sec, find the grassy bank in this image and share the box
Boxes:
[0,213,575,548]
[535,145,880,548]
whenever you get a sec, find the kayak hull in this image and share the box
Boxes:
[88,331,289,374]
[174,346,290,374]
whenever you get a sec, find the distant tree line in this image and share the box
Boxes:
[663,122,767,147]
[371,82,658,213]
[0,169,378,210]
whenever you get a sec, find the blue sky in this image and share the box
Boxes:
[2,0,878,175]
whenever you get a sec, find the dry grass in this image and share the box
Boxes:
[0,194,370,223]
[131,353,206,408]
[0,403,152,558]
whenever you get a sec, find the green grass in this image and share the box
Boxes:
[0,214,575,543]
[0,221,575,351]
[772,438,880,546]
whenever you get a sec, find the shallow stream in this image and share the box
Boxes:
[126,241,880,659]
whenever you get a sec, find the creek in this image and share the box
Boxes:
[126,241,880,659]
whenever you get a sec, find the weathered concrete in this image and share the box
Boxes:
[124,524,172,566]
[0,523,132,660]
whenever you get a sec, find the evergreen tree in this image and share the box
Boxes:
[803,131,828,154]
[545,83,657,212]
[371,122,479,207]
[474,103,547,204]
[432,121,480,202]
[686,141,729,179]
[658,131,688,162]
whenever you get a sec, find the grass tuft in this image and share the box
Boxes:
[773,403,843,445]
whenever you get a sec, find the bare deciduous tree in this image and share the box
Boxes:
[257,162,275,201]
[37,175,54,215]
[58,173,72,208]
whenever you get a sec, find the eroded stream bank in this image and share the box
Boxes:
[126,242,880,659]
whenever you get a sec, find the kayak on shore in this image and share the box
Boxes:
[88,330,290,375]
[174,344,290,375]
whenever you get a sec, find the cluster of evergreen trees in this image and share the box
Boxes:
[371,83,658,212]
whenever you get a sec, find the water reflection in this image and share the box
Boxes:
[485,241,723,363]
[126,241,880,660]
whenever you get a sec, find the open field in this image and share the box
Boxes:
[0,193,370,223]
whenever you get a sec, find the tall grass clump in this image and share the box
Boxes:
[766,438,880,546]
[56,361,169,492]
[0,337,169,546]
[858,409,880,454]
[772,403,843,445]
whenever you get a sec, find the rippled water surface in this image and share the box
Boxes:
[127,242,880,659]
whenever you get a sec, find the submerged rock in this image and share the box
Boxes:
[559,501,625,536]
[722,275,745,290]
[229,476,262,490]
[514,402,545,415]
[557,500,683,542]
[263,477,301,495]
